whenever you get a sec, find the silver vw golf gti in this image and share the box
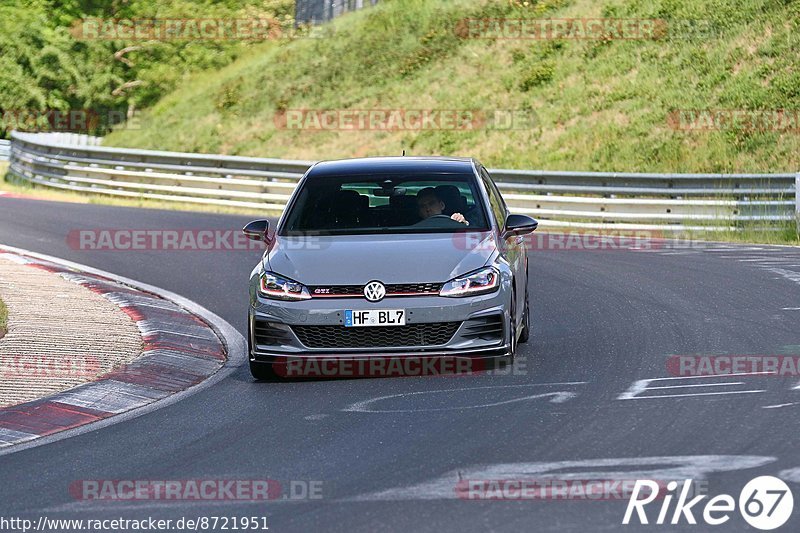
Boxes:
[243,157,538,379]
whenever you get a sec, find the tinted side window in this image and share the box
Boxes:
[480,167,507,230]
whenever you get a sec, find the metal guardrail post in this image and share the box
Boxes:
[796,172,800,233]
[0,139,10,162]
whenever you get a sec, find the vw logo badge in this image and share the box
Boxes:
[363,281,386,302]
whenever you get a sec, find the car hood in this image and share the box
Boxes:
[265,232,496,285]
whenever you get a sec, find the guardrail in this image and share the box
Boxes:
[296,0,378,25]
[7,131,800,232]
[0,140,9,161]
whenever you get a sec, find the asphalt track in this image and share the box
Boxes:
[1,195,800,532]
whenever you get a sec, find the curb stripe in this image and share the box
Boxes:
[104,362,205,392]
[143,336,227,360]
[52,380,170,414]
[0,428,38,446]
[0,401,108,436]
[138,349,223,373]
[0,251,228,449]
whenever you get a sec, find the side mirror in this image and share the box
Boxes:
[503,214,538,238]
[242,219,271,242]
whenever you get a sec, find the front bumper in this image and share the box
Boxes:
[248,289,511,363]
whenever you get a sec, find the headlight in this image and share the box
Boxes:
[439,266,500,297]
[259,271,311,301]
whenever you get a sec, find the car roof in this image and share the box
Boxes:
[306,156,477,177]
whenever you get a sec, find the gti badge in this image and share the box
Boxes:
[363,281,386,302]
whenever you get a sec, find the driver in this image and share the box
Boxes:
[416,187,468,225]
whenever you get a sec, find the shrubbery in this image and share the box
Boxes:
[0,0,294,136]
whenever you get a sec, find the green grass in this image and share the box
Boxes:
[688,221,800,246]
[105,0,800,174]
[0,296,7,339]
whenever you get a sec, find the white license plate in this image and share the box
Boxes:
[344,309,406,327]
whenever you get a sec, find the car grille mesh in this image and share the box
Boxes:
[292,322,460,349]
[385,283,443,294]
[309,283,443,297]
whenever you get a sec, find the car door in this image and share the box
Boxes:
[479,166,527,327]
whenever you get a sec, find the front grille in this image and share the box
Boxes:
[309,283,443,297]
[386,283,442,294]
[461,314,504,341]
[253,320,292,346]
[310,285,362,296]
[292,322,460,349]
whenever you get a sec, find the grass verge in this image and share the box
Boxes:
[0,296,7,339]
[689,222,800,246]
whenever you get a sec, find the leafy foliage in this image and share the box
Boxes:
[0,0,294,136]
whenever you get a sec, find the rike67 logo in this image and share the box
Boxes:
[623,476,793,530]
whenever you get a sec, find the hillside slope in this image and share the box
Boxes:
[106,0,800,173]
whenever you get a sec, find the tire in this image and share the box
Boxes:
[248,322,279,380]
[250,360,279,381]
[518,292,530,344]
[507,308,517,362]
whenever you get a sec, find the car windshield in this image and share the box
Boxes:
[280,173,490,235]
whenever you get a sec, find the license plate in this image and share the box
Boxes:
[344,309,406,327]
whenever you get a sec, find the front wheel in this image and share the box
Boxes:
[518,292,530,344]
[248,323,279,380]
[506,310,517,363]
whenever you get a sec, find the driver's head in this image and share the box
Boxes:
[416,187,445,219]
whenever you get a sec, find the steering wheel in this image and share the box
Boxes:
[411,214,466,228]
